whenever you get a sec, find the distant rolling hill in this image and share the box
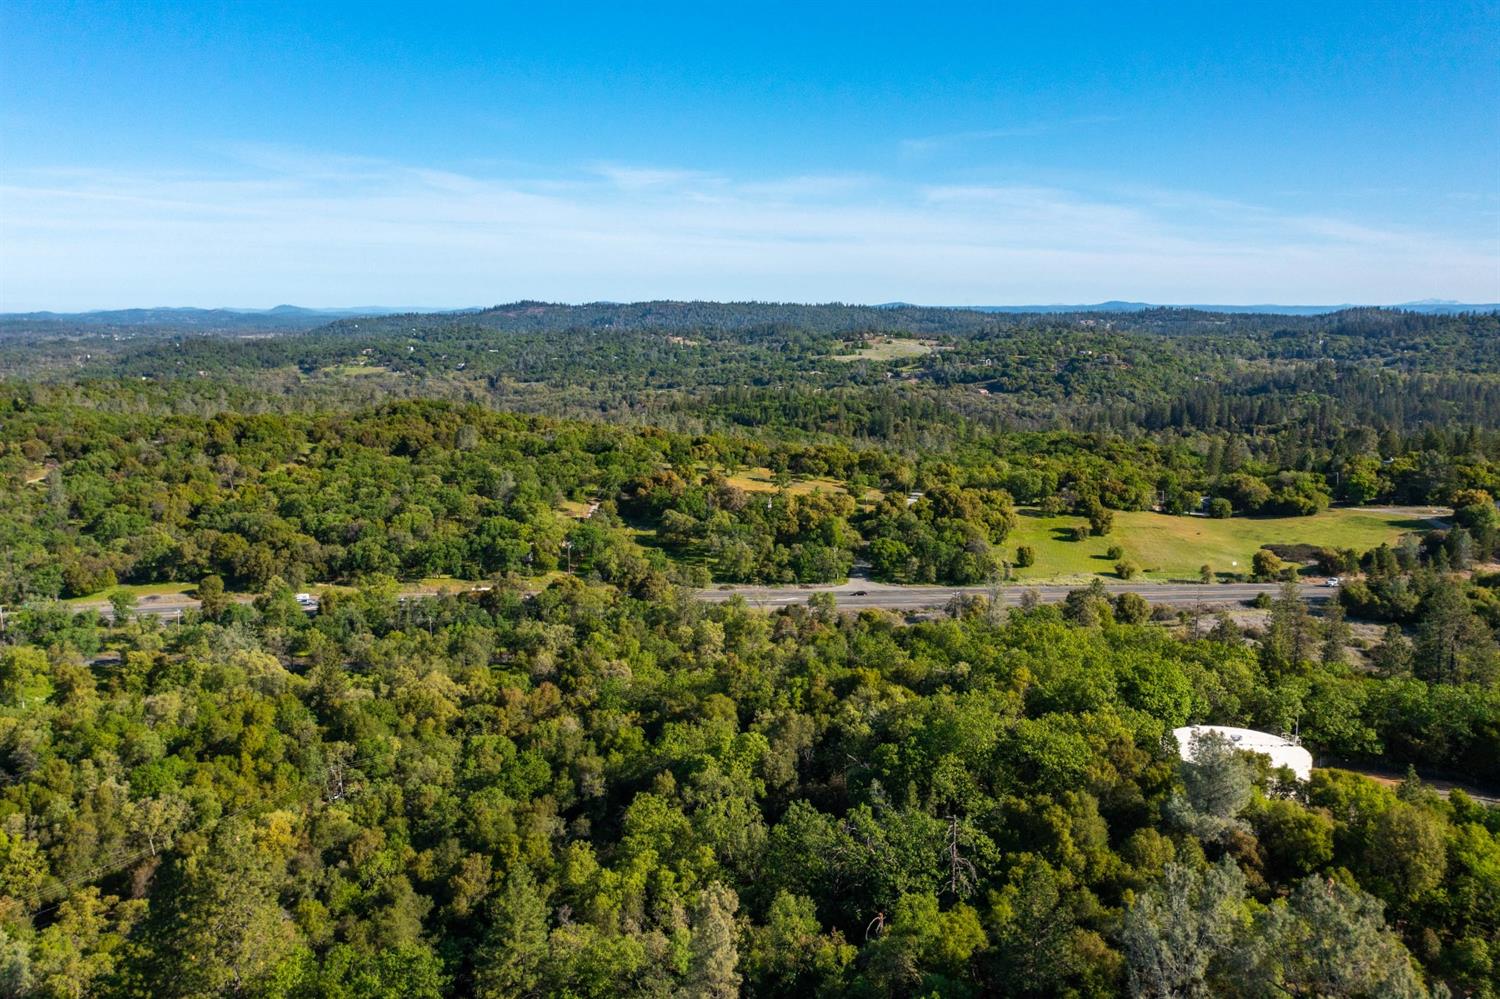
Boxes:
[883,300,1500,315]
[0,304,426,331]
[4,299,1495,341]
[0,305,448,339]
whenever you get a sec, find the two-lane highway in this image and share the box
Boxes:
[697,580,1329,611]
[66,579,1328,621]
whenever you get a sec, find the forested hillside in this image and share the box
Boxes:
[0,306,1496,996]
[9,306,1499,444]
[2,396,1496,599]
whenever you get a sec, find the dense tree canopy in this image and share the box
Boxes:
[0,578,1492,995]
[0,305,1496,995]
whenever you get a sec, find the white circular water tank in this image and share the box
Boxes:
[1172,725,1313,782]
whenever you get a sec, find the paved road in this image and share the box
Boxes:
[698,580,1330,611]
[70,579,1329,620]
[1328,763,1499,807]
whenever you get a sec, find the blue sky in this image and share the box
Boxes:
[2,1,1497,309]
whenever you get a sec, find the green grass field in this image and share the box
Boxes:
[832,337,938,362]
[61,581,197,606]
[1006,507,1431,582]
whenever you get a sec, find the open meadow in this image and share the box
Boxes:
[1006,506,1436,582]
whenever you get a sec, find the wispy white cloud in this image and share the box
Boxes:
[221,143,393,180]
[901,116,1122,155]
[736,174,876,200]
[591,164,723,191]
[1,152,1495,310]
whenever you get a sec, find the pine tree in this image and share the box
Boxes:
[1122,859,1247,998]
[1371,624,1414,677]
[1262,580,1314,672]
[1416,578,1497,685]
[475,867,550,999]
[1320,600,1350,666]
[1446,526,1474,571]
[685,882,742,999]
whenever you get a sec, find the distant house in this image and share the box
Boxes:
[1171,725,1312,781]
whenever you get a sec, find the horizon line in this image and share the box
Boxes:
[5,297,1500,316]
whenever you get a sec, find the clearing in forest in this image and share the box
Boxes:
[1006,507,1431,582]
[831,336,938,362]
[720,467,852,496]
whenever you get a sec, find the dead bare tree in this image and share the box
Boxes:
[946,815,978,898]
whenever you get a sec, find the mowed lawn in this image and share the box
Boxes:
[1006,507,1431,582]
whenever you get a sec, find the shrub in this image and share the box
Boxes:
[1114,591,1150,623]
[1039,494,1069,516]
[1251,549,1286,581]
